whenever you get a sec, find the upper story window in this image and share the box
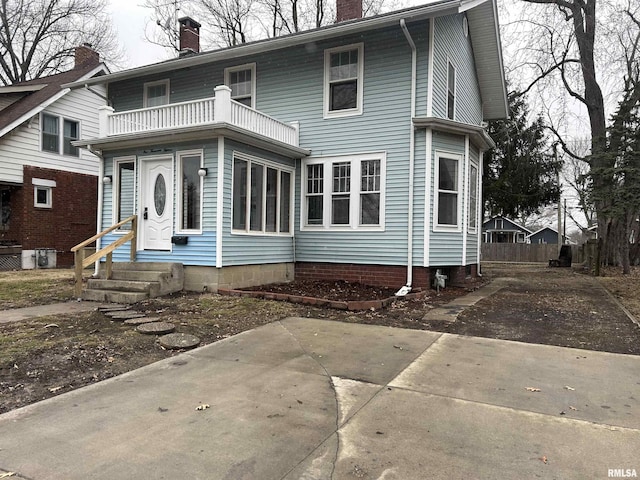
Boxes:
[177,150,203,233]
[496,218,503,229]
[41,113,79,157]
[225,64,256,108]
[303,152,385,230]
[324,43,364,118]
[232,152,293,235]
[447,61,456,120]
[144,80,169,107]
[435,152,461,229]
[468,163,478,231]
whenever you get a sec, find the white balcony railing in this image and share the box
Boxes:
[99,86,299,147]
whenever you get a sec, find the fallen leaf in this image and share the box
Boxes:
[195,404,210,411]
[526,387,541,392]
[564,386,575,391]
[0,473,16,478]
[569,406,578,411]
[44,324,59,328]
[48,386,65,393]
[540,456,548,464]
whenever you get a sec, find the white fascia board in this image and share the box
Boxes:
[63,2,462,89]
[0,88,70,139]
[0,85,46,93]
[412,116,495,150]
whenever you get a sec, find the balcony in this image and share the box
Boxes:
[97,85,300,148]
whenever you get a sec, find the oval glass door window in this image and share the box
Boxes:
[154,174,166,216]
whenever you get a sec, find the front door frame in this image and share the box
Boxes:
[139,155,174,251]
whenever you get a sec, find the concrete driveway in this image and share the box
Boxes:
[1,317,639,479]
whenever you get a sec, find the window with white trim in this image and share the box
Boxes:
[32,178,56,209]
[225,64,256,108]
[468,163,478,231]
[41,113,79,157]
[435,153,461,228]
[232,153,293,235]
[303,153,385,230]
[114,158,136,231]
[144,79,169,107]
[324,43,364,117]
[447,61,456,120]
[177,151,203,232]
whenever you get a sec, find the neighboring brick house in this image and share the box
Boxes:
[0,46,108,268]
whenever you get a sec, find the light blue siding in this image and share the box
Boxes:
[221,140,296,266]
[429,130,465,266]
[466,143,479,264]
[102,14,485,271]
[432,14,483,124]
[99,140,219,266]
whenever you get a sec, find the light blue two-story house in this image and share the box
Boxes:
[68,0,507,298]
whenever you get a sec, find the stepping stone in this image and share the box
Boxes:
[107,312,147,321]
[158,333,201,350]
[136,322,175,335]
[98,305,129,313]
[124,316,161,325]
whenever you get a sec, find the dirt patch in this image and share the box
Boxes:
[2,264,640,415]
[243,280,398,302]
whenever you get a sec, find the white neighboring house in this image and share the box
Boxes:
[0,45,108,269]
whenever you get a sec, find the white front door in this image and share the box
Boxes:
[140,157,173,250]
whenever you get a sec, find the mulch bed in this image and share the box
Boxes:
[220,280,428,311]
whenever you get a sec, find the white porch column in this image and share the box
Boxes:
[214,85,232,123]
[98,105,114,137]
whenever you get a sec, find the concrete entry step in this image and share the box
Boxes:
[81,262,184,304]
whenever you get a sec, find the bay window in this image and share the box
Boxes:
[435,152,462,229]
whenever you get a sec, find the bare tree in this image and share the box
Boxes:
[144,0,398,50]
[0,0,121,85]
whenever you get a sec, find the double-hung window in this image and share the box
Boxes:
[225,64,256,108]
[447,61,456,120]
[232,153,293,235]
[42,114,79,157]
[303,153,385,230]
[468,163,478,231]
[144,79,169,107]
[435,152,461,229]
[324,43,364,117]
[177,151,203,232]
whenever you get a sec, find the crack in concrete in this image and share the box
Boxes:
[277,321,340,480]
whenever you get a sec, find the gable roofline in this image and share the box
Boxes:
[63,0,507,118]
[0,85,46,94]
[0,63,109,139]
[526,226,558,238]
[483,215,533,234]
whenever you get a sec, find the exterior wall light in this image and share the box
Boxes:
[198,168,208,177]
[102,175,112,185]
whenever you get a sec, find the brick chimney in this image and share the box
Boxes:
[336,0,362,22]
[74,43,100,68]
[179,17,201,55]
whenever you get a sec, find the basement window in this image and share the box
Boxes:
[32,178,56,209]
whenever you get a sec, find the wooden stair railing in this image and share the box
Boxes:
[70,215,138,298]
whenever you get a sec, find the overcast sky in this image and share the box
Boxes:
[109,0,168,68]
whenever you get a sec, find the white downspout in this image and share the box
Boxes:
[88,145,104,277]
[396,18,417,297]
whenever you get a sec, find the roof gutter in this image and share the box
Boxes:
[396,18,417,297]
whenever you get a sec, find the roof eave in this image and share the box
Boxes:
[412,116,495,150]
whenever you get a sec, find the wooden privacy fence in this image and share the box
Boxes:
[481,243,584,263]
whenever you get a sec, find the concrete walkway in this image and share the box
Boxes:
[0,301,106,324]
[1,317,638,479]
